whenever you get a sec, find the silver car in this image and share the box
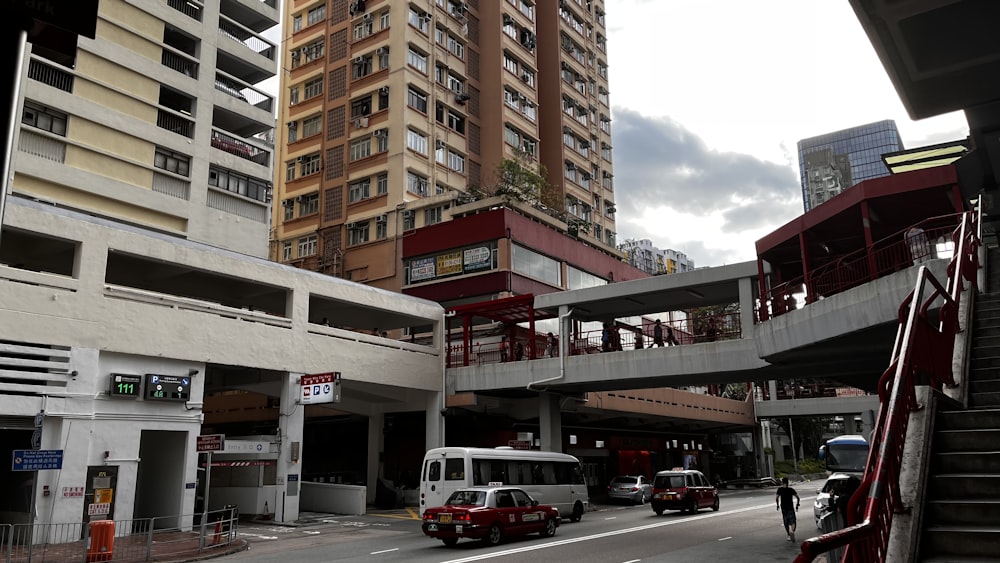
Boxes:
[813,473,857,528]
[607,475,652,504]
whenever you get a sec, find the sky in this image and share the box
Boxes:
[605,0,970,267]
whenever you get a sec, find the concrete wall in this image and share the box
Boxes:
[299,482,367,516]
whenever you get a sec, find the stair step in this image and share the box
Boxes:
[971,379,1000,394]
[970,353,1000,367]
[936,408,1000,430]
[924,499,1000,527]
[970,392,1000,408]
[920,526,1000,559]
[969,367,999,380]
[932,451,1000,474]
[973,335,1000,348]
[935,429,1000,452]
[927,474,1000,500]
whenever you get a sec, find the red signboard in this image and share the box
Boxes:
[196,434,225,452]
[301,372,340,405]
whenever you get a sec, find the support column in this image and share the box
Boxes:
[738,277,755,338]
[367,411,385,504]
[425,391,444,450]
[539,393,562,453]
[861,409,876,438]
[278,372,305,523]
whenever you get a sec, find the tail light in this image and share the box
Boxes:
[631,486,639,492]
[454,512,472,522]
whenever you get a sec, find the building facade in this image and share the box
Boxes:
[3,0,446,529]
[272,0,618,292]
[798,120,904,211]
[618,238,695,276]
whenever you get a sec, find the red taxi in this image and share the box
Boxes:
[650,469,720,515]
[421,486,560,547]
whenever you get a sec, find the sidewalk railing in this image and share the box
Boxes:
[0,507,240,563]
[793,205,979,562]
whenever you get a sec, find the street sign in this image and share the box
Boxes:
[109,373,142,398]
[12,449,63,471]
[196,434,225,453]
[300,372,340,404]
[30,430,41,450]
[222,440,274,454]
[145,373,191,402]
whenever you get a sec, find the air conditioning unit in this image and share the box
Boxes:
[347,222,358,230]
[373,129,387,138]
[296,156,306,163]
[355,116,369,128]
[363,13,373,22]
[521,72,531,82]
[375,214,387,224]
[282,200,294,208]
[435,140,446,150]
[295,195,306,203]
[421,13,432,22]
[402,210,413,220]
[287,121,297,129]
[355,56,366,64]
[455,92,470,104]
[379,86,389,95]
[376,46,388,55]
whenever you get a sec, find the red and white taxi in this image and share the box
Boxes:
[421,486,560,547]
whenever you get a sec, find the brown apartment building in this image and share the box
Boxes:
[272,0,618,294]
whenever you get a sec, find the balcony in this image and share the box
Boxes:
[27,58,74,93]
[166,0,202,21]
[217,15,276,85]
[215,72,274,114]
[221,0,279,33]
[210,129,270,166]
[18,130,67,163]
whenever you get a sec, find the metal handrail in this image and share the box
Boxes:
[794,205,980,562]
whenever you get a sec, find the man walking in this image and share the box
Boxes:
[776,477,801,542]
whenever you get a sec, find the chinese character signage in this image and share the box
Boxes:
[408,243,496,283]
[410,257,436,282]
[301,372,341,404]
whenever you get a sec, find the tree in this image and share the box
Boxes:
[688,303,740,342]
[477,154,563,216]
[772,416,833,465]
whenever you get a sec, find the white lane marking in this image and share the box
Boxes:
[439,503,775,563]
[605,517,617,520]
[623,560,641,563]
[371,548,399,555]
[303,530,320,535]
[718,536,732,541]
[238,532,278,540]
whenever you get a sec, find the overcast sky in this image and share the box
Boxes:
[605,0,970,267]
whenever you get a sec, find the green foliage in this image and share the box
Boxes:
[772,417,833,464]
[773,458,825,477]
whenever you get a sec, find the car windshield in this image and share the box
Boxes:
[446,490,486,506]
[612,477,637,485]
[653,475,686,488]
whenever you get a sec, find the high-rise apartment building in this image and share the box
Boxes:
[798,120,904,211]
[618,239,695,275]
[272,0,618,292]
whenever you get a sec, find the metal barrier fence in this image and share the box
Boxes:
[0,507,239,563]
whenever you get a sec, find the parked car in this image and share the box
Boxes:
[650,469,719,515]
[813,473,861,529]
[421,486,560,547]
[607,475,652,504]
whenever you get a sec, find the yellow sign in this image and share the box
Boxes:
[94,488,113,504]
[437,252,462,275]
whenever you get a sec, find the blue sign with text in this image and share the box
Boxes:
[12,449,64,471]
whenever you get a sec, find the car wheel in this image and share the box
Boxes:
[638,491,648,505]
[484,524,502,546]
[712,496,720,512]
[570,501,584,522]
[653,507,664,516]
[442,538,458,547]
[688,500,698,514]
[540,518,557,538]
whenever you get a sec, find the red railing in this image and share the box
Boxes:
[761,213,965,321]
[793,207,980,563]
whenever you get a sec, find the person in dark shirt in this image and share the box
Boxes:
[775,477,801,542]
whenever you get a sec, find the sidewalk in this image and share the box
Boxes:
[4,528,247,563]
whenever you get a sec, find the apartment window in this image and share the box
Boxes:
[289,86,299,105]
[408,9,430,33]
[350,136,373,161]
[349,178,371,202]
[503,53,518,74]
[299,193,319,216]
[502,21,517,41]
[522,101,536,121]
[407,129,427,154]
[606,230,616,247]
[300,154,321,176]
[302,115,321,137]
[282,241,292,261]
[435,26,446,46]
[447,36,464,58]
[447,73,464,93]
[503,89,519,110]
[407,171,428,196]
[379,10,391,30]
[352,55,373,79]
[520,67,535,87]
[605,200,616,217]
[601,143,612,161]
[307,5,326,26]
[435,183,448,195]
[283,200,294,220]
[378,47,390,69]
[304,77,323,99]
[287,121,298,142]
[403,210,415,230]
[521,137,537,158]
[512,244,561,286]
[435,65,448,84]
[348,221,371,245]
[447,150,465,173]
[292,15,302,32]
[373,129,389,152]
[377,173,388,195]
[285,161,296,182]
[298,234,318,257]
[603,172,614,190]
[593,224,603,242]
[378,87,389,110]
[154,148,190,177]
[425,206,442,225]
[435,143,446,165]
[354,20,374,40]
[351,96,372,118]
[22,102,67,136]
[209,166,269,202]
[302,40,325,63]
[504,125,520,147]
[407,47,428,74]
[407,87,427,113]
[565,162,577,182]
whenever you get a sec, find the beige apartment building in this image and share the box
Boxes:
[273,0,617,292]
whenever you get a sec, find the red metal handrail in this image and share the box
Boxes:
[760,213,965,321]
[793,206,980,563]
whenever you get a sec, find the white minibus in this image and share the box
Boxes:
[419,447,589,521]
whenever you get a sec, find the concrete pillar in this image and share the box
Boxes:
[425,391,444,450]
[539,393,562,452]
[768,380,778,401]
[277,372,305,523]
[861,409,876,439]
[738,277,756,339]
[367,410,385,503]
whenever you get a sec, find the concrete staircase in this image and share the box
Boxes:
[920,247,1000,561]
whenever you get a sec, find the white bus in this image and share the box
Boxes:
[419,447,589,521]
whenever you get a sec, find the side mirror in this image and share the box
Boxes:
[531,500,539,507]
